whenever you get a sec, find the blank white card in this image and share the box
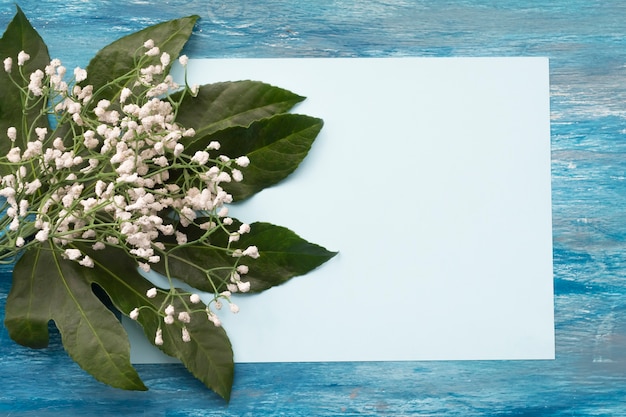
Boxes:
[126,57,554,363]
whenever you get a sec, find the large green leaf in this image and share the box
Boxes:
[4,241,146,390]
[173,80,305,136]
[4,241,235,400]
[0,5,51,170]
[156,220,337,293]
[185,113,323,201]
[83,15,198,101]
[79,244,235,401]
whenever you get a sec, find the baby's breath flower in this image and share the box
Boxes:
[242,245,260,259]
[17,50,30,66]
[182,327,191,342]
[206,310,221,327]
[7,126,16,141]
[73,67,87,82]
[154,328,163,345]
[64,248,82,260]
[3,57,12,73]
[28,69,44,96]
[178,311,191,323]
[119,87,132,103]
[191,150,209,165]
[231,169,243,182]
[6,147,21,163]
[237,280,251,293]
[235,156,250,167]
[145,46,160,57]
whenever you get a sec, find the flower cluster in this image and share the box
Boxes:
[0,40,257,344]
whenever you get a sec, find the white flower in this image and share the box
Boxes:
[178,55,189,66]
[64,248,82,260]
[3,57,12,72]
[207,141,220,150]
[74,67,87,82]
[15,236,25,247]
[164,315,175,325]
[120,87,132,103]
[79,256,94,268]
[242,245,260,259]
[206,311,221,327]
[229,303,240,314]
[6,147,21,163]
[231,169,243,182]
[92,242,106,250]
[236,265,249,274]
[182,327,191,342]
[164,304,175,316]
[130,308,140,320]
[191,150,210,165]
[145,46,160,57]
[235,156,250,167]
[35,229,50,242]
[189,293,201,304]
[154,328,163,345]
[237,280,251,293]
[28,70,44,96]
[143,39,155,49]
[146,287,158,298]
[178,311,191,323]
[175,231,187,245]
[160,52,170,67]
[7,127,16,141]
[17,51,30,66]
[238,223,251,234]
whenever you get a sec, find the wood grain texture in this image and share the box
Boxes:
[2,1,626,415]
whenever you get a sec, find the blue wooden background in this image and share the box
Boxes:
[2,1,626,415]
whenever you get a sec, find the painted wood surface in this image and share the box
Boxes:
[2,1,626,415]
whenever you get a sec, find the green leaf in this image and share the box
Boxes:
[187,113,323,201]
[83,15,198,101]
[0,6,51,172]
[173,80,305,137]
[79,244,235,401]
[4,241,235,400]
[4,241,147,390]
[156,220,337,293]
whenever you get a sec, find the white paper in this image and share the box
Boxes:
[126,57,554,363]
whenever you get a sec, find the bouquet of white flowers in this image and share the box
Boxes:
[0,6,335,401]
